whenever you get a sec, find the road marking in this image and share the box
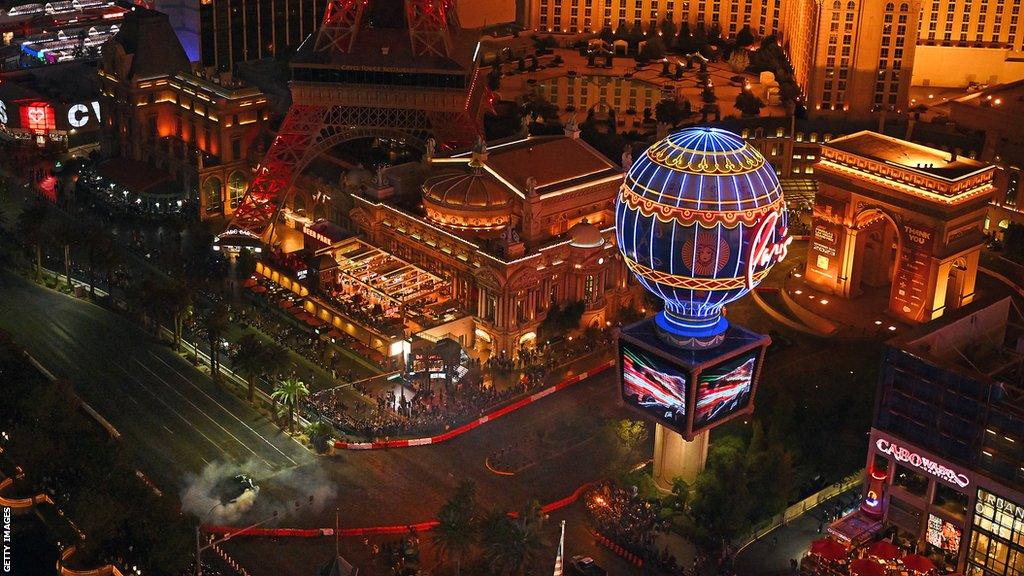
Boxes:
[116,364,235,463]
[132,358,276,468]
[148,351,301,466]
[162,424,174,435]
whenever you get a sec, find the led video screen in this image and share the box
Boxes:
[693,349,759,429]
[619,341,691,433]
[927,514,962,553]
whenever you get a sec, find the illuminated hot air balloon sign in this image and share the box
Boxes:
[615,127,791,348]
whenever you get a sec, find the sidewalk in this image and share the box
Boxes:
[733,486,862,576]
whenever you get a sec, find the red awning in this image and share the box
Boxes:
[250,285,268,293]
[901,554,936,574]
[242,278,257,288]
[849,559,886,576]
[327,330,344,339]
[866,540,901,561]
[278,299,295,309]
[809,538,848,562]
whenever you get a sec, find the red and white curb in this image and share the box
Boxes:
[334,359,615,450]
[202,481,598,540]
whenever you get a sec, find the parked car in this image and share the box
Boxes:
[571,556,608,576]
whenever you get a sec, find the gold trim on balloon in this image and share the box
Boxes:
[646,145,766,175]
[624,257,772,290]
[618,187,786,229]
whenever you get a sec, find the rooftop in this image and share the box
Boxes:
[457,135,621,196]
[825,130,988,180]
[897,297,1024,409]
[0,61,99,103]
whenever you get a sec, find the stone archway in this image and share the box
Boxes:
[849,207,903,298]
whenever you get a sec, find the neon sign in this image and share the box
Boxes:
[747,210,792,289]
[67,101,101,128]
[876,438,970,488]
[21,103,55,134]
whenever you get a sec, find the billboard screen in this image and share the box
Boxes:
[620,341,690,433]
[926,514,961,553]
[693,348,759,429]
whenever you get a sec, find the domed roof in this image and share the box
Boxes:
[568,219,605,248]
[423,171,512,209]
[620,127,783,228]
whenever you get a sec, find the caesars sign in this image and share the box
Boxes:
[876,438,970,488]
[65,101,101,129]
[0,99,100,131]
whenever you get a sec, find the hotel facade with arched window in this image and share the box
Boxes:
[98,9,268,221]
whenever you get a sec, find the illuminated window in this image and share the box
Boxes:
[228,170,247,209]
[203,176,223,213]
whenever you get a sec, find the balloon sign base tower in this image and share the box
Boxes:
[653,425,709,489]
[617,317,770,489]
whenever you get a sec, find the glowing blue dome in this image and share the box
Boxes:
[615,127,791,346]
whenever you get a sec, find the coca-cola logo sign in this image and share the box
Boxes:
[876,438,970,488]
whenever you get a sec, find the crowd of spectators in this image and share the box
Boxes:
[310,335,612,439]
[586,482,738,576]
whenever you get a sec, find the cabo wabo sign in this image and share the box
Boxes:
[876,438,970,488]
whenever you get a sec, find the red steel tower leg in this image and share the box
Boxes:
[229,104,331,240]
[315,0,367,53]
[405,0,455,57]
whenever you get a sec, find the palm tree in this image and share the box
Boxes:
[17,201,50,281]
[47,217,78,289]
[232,334,270,403]
[480,501,545,575]
[83,224,117,297]
[203,303,230,380]
[271,376,309,433]
[433,480,478,576]
[166,281,193,352]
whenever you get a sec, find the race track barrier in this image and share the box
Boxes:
[57,546,125,576]
[0,476,55,509]
[334,359,615,450]
[202,481,599,539]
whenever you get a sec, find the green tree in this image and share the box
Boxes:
[728,50,751,72]
[305,421,331,454]
[166,281,193,352]
[655,98,691,126]
[660,18,678,39]
[17,201,50,281]
[735,24,756,47]
[203,303,230,380]
[231,333,270,403]
[433,480,478,576]
[735,89,765,116]
[50,218,80,289]
[83,223,120,297]
[480,502,545,575]
[675,22,696,53]
[272,376,309,433]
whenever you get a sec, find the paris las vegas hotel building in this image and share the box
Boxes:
[518,0,1024,116]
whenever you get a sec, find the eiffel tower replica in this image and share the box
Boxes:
[222,0,487,246]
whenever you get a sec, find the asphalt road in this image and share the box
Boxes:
[0,269,313,493]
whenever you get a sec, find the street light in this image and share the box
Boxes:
[194,495,314,576]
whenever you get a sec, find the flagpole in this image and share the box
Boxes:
[553,519,566,576]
